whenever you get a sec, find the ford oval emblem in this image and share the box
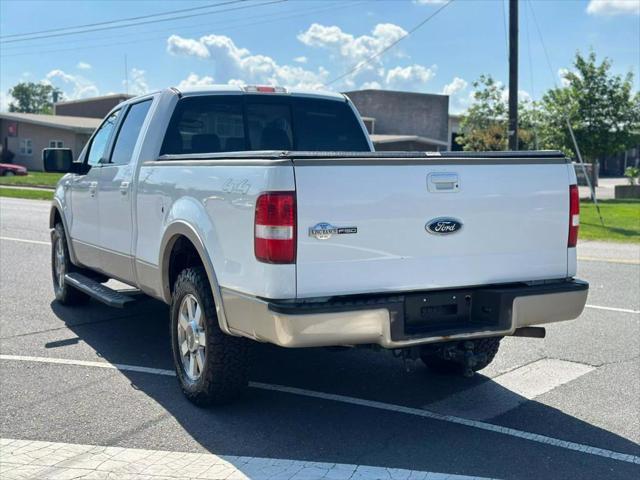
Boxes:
[425,217,463,235]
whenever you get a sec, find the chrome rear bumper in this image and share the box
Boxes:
[222,280,588,348]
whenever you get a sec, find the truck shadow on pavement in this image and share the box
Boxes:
[49,297,640,480]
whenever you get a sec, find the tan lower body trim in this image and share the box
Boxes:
[221,286,588,349]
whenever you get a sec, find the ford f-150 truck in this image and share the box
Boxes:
[45,85,588,405]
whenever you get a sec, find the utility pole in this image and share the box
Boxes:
[508,0,518,150]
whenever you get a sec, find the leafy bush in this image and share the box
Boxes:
[624,166,639,185]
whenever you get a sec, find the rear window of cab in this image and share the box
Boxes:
[160,95,370,155]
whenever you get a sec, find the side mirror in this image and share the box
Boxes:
[43,148,80,174]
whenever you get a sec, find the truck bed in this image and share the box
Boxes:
[146,149,573,299]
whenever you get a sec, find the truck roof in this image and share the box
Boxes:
[173,84,346,102]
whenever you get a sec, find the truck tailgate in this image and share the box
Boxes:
[294,154,571,298]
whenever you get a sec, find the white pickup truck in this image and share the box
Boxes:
[45,85,588,405]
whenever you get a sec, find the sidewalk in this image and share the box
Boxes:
[578,177,627,200]
[0,438,493,480]
[0,185,54,192]
[577,240,640,265]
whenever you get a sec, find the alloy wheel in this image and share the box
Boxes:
[176,293,207,381]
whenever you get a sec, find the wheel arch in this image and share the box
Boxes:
[159,221,234,336]
[49,201,79,265]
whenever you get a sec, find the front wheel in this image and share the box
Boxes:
[51,223,89,305]
[170,266,249,406]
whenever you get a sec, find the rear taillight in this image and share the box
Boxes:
[568,184,579,248]
[254,192,296,263]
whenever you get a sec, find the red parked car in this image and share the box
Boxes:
[0,163,28,176]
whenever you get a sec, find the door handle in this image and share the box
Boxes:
[120,181,130,195]
[89,181,98,197]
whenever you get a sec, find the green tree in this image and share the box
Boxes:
[456,75,537,151]
[537,50,640,161]
[8,82,63,114]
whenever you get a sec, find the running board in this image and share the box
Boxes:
[64,273,136,308]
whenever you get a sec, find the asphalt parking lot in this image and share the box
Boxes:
[0,197,639,480]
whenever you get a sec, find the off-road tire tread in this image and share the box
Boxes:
[171,267,249,406]
[52,223,90,305]
[420,337,502,374]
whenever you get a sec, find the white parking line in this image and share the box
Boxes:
[585,304,640,314]
[425,359,594,421]
[0,438,494,480]
[4,235,639,315]
[1,354,638,466]
[0,236,49,246]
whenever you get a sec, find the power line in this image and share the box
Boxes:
[526,0,604,223]
[0,1,243,40]
[526,0,558,89]
[0,0,285,45]
[500,0,509,59]
[0,1,364,58]
[324,0,455,87]
[0,0,366,52]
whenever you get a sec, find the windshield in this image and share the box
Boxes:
[160,95,370,155]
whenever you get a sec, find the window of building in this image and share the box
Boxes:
[108,99,153,166]
[49,140,64,148]
[19,139,33,156]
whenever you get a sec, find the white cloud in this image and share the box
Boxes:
[46,69,99,99]
[126,68,149,95]
[500,88,532,104]
[76,62,92,70]
[167,33,328,89]
[297,22,441,91]
[0,91,13,112]
[385,64,436,89]
[361,81,382,90]
[442,76,468,96]
[168,25,440,93]
[442,77,470,114]
[558,68,571,86]
[586,0,640,16]
[298,23,407,75]
[167,35,210,58]
[177,73,215,90]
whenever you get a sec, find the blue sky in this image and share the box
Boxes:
[1,0,638,113]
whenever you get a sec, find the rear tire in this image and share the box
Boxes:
[51,223,89,305]
[170,266,249,406]
[420,337,502,374]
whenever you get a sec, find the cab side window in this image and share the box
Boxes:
[109,100,153,166]
[86,110,120,167]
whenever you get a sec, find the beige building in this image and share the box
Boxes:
[0,93,133,171]
[0,112,101,170]
[53,94,132,119]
